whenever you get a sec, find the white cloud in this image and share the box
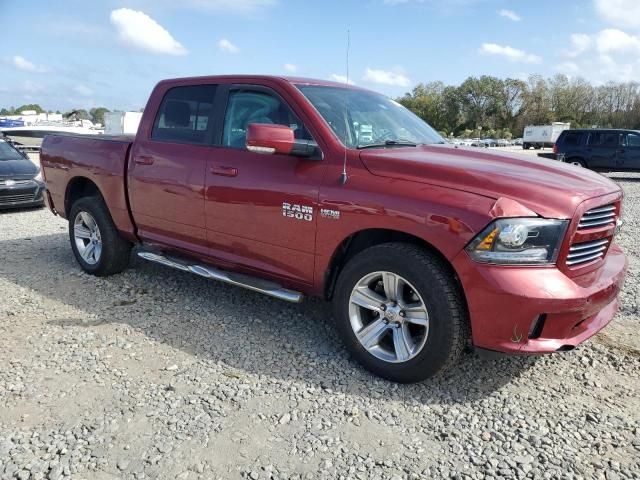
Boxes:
[283,63,297,73]
[218,38,239,53]
[594,0,640,29]
[478,43,542,63]
[12,55,47,73]
[562,30,640,58]
[563,33,592,58]
[554,30,640,84]
[110,8,187,56]
[363,67,410,87]
[498,9,521,21]
[594,29,640,54]
[329,74,356,85]
[75,84,94,97]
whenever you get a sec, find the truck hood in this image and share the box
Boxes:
[359,144,621,219]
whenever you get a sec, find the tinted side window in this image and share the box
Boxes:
[587,132,602,146]
[562,132,581,146]
[625,132,640,147]
[222,89,311,149]
[152,85,217,145]
[588,131,621,147]
[602,132,620,147]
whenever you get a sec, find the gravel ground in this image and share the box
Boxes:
[0,169,639,479]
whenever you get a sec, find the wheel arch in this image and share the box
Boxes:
[64,176,104,217]
[323,228,466,303]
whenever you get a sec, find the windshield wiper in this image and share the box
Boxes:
[357,139,418,149]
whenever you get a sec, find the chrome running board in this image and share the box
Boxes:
[137,250,303,303]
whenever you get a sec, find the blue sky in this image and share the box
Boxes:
[2,0,639,112]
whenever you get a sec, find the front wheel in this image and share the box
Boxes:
[69,196,132,276]
[333,243,469,383]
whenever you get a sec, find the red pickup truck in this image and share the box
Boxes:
[41,75,627,382]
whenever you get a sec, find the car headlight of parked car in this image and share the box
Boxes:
[33,170,43,182]
[466,218,569,265]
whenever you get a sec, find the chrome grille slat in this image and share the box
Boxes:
[0,179,33,186]
[584,205,615,214]
[567,246,607,259]
[577,204,616,230]
[580,212,616,221]
[566,253,606,266]
[578,218,616,228]
[0,193,36,204]
[569,239,609,251]
[567,203,618,267]
[566,238,611,266]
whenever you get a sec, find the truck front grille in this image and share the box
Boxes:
[578,204,616,230]
[566,238,611,266]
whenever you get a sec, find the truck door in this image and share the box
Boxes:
[586,131,621,169]
[128,84,218,256]
[204,84,326,285]
[619,131,640,171]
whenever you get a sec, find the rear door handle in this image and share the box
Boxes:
[210,166,238,177]
[134,155,155,165]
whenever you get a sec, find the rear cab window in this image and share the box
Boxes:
[151,85,217,145]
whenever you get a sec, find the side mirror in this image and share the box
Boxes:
[246,123,318,158]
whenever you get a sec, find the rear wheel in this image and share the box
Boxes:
[69,196,131,276]
[333,243,469,383]
[568,158,586,168]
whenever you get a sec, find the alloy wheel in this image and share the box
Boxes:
[348,271,429,363]
[73,211,102,265]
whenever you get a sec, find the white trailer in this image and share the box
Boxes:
[523,122,570,149]
[104,111,143,136]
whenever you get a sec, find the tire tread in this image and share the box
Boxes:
[333,242,470,382]
[69,196,131,276]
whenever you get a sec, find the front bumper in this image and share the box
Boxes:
[0,179,45,210]
[452,244,627,354]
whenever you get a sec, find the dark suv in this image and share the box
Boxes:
[554,129,640,171]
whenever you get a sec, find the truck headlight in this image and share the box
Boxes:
[466,218,568,265]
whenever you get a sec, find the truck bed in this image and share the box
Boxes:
[40,134,136,239]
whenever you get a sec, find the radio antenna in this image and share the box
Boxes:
[339,29,350,186]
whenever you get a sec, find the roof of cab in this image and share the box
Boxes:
[156,74,362,90]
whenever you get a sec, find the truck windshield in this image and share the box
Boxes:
[297,85,444,149]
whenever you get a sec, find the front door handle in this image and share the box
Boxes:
[210,166,238,177]
[134,155,155,165]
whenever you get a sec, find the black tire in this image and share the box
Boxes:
[333,243,469,383]
[68,196,131,276]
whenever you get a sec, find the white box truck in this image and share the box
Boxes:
[523,122,570,149]
[104,111,143,136]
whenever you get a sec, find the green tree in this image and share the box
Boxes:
[14,104,45,114]
[64,109,90,120]
[89,107,110,125]
[458,76,504,131]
